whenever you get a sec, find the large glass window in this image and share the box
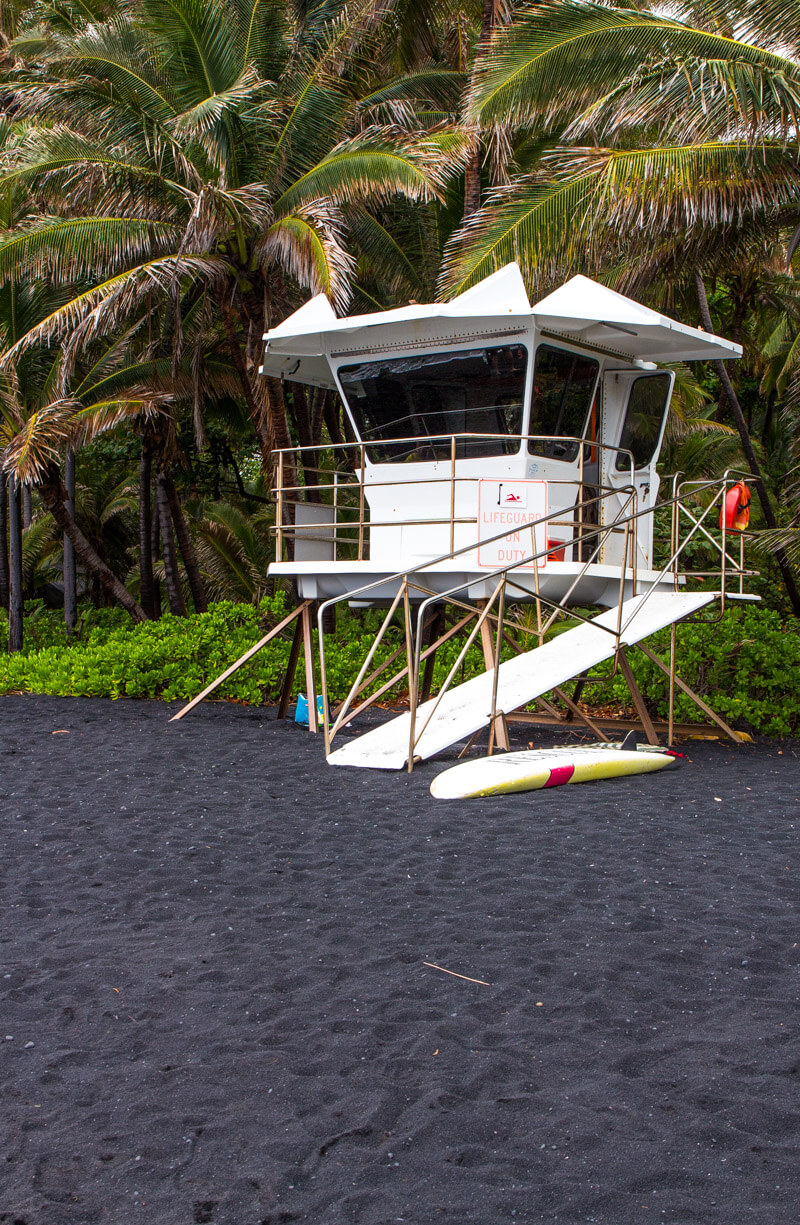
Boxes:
[337,344,527,462]
[527,345,598,461]
[615,373,672,471]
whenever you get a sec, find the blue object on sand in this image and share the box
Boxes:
[294,694,324,726]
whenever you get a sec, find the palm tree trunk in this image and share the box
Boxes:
[222,304,270,456]
[38,466,146,623]
[464,0,501,219]
[22,484,31,528]
[311,388,327,447]
[0,470,9,612]
[8,474,23,652]
[463,147,483,220]
[63,447,77,635]
[162,472,207,613]
[695,271,800,617]
[156,472,186,616]
[287,384,321,502]
[138,436,157,619]
[150,494,162,619]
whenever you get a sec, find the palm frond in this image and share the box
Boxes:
[569,55,800,145]
[0,253,233,368]
[35,19,179,121]
[439,172,599,297]
[257,200,356,310]
[355,67,466,129]
[468,1,797,129]
[143,0,245,100]
[0,215,182,284]
[1,399,75,483]
[70,397,164,445]
[170,66,267,140]
[0,125,188,201]
[275,126,468,212]
[443,141,800,297]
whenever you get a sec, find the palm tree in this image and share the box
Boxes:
[441,1,800,293]
[439,0,800,612]
[0,0,464,462]
[192,497,274,603]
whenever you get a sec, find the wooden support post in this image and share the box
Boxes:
[420,606,446,703]
[479,604,510,752]
[277,615,305,721]
[616,648,659,745]
[169,601,310,721]
[568,670,590,716]
[302,600,318,734]
[551,686,610,742]
[636,642,744,744]
[458,727,484,759]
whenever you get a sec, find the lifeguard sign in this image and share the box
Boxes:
[477,480,549,569]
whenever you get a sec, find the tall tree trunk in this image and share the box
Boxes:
[289,383,313,449]
[8,474,23,652]
[323,393,354,471]
[156,472,186,616]
[265,376,295,452]
[22,484,31,528]
[162,472,208,613]
[138,436,157,619]
[311,388,327,447]
[287,383,321,502]
[463,146,483,220]
[463,0,501,219]
[0,469,9,612]
[695,271,800,617]
[222,304,271,457]
[38,466,146,622]
[150,491,162,619]
[63,447,77,635]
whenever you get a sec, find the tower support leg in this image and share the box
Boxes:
[169,601,311,722]
[616,648,659,745]
[636,642,744,743]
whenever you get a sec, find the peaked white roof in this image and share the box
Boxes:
[532,275,742,363]
[260,264,740,386]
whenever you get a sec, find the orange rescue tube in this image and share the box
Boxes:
[721,480,750,532]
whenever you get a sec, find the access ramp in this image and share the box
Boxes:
[326,590,716,770]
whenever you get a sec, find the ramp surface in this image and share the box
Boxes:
[327,591,715,770]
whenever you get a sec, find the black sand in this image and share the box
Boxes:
[1,695,799,1224]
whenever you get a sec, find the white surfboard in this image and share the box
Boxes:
[430,745,678,799]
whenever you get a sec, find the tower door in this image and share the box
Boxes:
[599,370,674,570]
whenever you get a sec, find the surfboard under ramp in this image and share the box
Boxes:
[326,591,716,770]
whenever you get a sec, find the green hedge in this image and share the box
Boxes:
[0,599,798,737]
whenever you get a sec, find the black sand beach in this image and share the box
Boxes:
[1,694,799,1224]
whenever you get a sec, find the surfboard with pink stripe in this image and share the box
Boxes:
[430,746,677,800]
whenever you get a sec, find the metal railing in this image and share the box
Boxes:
[265,434,756,764]
[270,432,637,564]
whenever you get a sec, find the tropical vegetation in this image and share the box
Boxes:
[2,0,800,729]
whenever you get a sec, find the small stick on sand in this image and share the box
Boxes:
[423,961,490,986]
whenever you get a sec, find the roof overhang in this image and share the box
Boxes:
[260,265,741,387]
[531,275,742,363]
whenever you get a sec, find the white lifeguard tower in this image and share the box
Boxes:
[174,265,757,768]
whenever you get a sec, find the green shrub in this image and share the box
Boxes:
[0,599,798,737]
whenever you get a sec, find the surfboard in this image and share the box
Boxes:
[430,744,678,800]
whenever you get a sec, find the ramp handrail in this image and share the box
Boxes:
[312,468,754,757]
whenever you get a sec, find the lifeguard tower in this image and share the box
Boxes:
[174,265,757,768]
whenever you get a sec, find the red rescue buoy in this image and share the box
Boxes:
[721,480,750,532]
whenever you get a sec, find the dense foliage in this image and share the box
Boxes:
[1,597,797,738]
[1,0,800,729]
